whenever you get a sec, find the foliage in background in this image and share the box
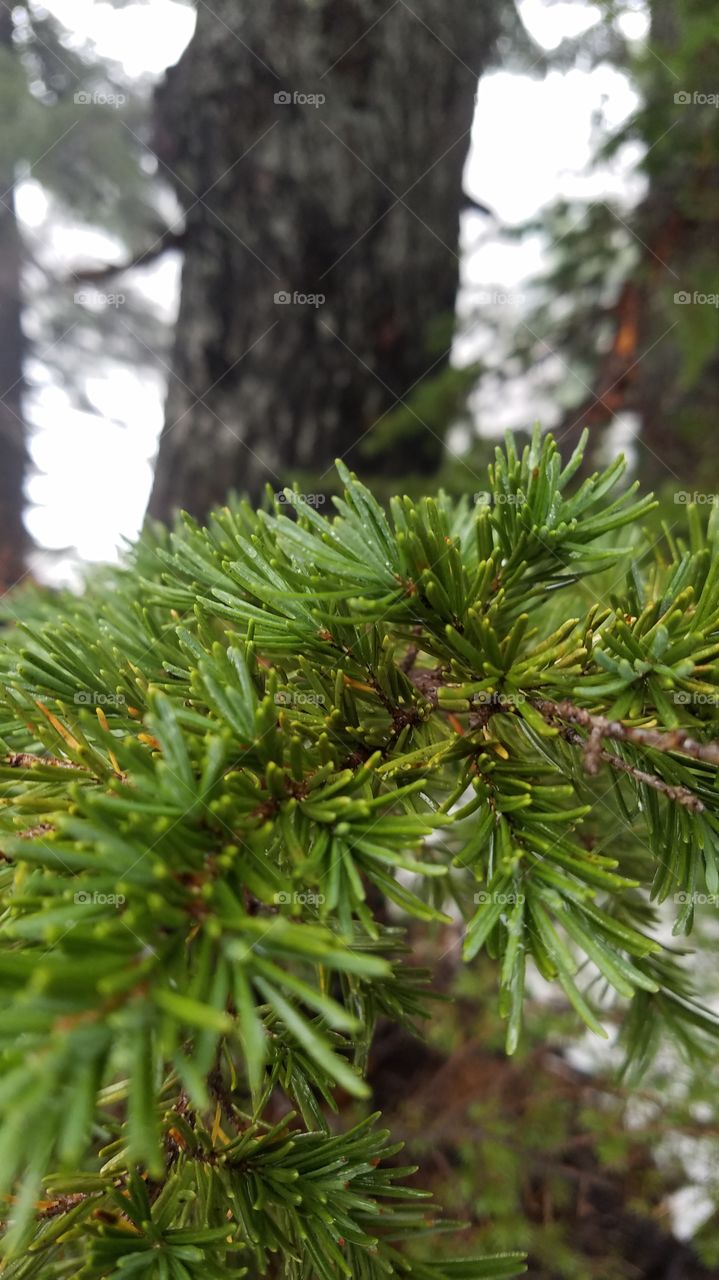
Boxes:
[0,0,173,582]
[4,0,168,375]
[479,0,719,488]
[370,950,719,1280]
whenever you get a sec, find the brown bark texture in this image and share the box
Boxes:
[148,0,503,521]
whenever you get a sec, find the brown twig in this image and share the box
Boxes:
[400,641,419,674]
[4,752,81,770]
[553,720,705,812]
[405,666,447,708]
[532,698,719,768]
[399,627,423,674]
[533,698,717,811]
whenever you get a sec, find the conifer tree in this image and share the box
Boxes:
[1,429,719,1275]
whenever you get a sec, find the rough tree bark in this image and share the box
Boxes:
[147,0,507,522]
[0,10,28,591]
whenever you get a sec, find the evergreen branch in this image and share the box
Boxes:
[1,428,719,1273]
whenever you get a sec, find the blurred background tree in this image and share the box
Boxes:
[147,0,533,521]
[0,0,169,584]
[0,9,28,591]
[491,0,719,492]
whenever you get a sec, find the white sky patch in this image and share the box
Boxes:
[26,376,163,562]
[617,6,651,42]
[668,1186,714,1241]
[519,0,602,48]
[15,179,49,228]
[45,0,196,77]
[467,64,640,226]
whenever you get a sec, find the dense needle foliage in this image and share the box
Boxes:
[2,429,719,1277]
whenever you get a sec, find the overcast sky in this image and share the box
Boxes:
[23,0,644,576]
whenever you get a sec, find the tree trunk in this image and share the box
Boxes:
[0,10,28,591]
[148,0,504,522]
